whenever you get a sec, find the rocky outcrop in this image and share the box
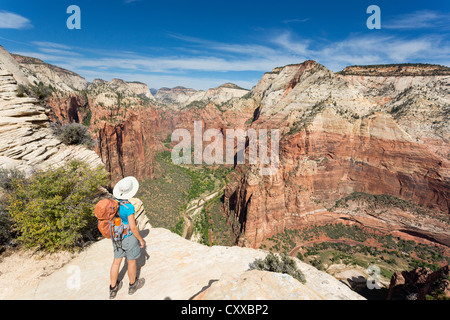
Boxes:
[0,54,102,175]
[85,78,159,184]
[46,93,90,125]
[339,68,450,160]
[339,64,450,77]
[154,83,249,109]
[88,78,154,102]
[0,201,364,300]
[155,86,197,105]
[249,61,376,123]
[0,46,30,86]
[4,47,160,185]
[12,54,87,92]
[192,265,365,300]
[387,265,450,300]
[224,61,450,248]
[95,108,158,185]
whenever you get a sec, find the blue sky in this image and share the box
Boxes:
[0,0,449,90]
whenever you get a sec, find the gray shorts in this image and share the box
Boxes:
[113,234,141,260]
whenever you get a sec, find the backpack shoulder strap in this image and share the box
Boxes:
[116,199,131,210]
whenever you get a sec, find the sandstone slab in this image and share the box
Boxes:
[1,226,364,300]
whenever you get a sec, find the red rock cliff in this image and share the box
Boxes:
[223,62,450,249]
[95,107,157,185]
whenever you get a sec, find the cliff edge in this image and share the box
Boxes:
[0,199,364,300]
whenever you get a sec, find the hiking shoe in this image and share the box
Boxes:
[128,278,145,295]
[109,281,122,299]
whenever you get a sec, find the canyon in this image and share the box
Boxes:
[4,46,449,251]
[223,61,449,250]
[0,44,449,299]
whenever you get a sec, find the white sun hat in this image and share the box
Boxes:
[113,176,139,200]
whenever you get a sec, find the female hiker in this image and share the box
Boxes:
[109,176,146,299]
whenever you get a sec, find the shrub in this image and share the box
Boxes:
[57,123,96,149]
[0,168,25,191]
[0,168,26,251]
[7,160,109,251]
[250,252,306,284]
[0,206,14,252]
[16,82,54,101]
[16,84,28,98]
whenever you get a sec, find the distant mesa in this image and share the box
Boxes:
[338,63,450,76]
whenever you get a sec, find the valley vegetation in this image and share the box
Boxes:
[136,135,236,245]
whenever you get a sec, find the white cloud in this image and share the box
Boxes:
[384,10,450,30]
[31,41,72,50]
[14,29,450,90]
[282,18,310,24]
[38,47,81,56]
[0,11,32,29]
[270,31,450,69]
[271,32,310,56]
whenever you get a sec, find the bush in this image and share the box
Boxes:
[16,82,54,101]
[6,160,109,251]
[0,168,25,191]
[0,168,26,252]
[57,123,96,149]
[250,252,306,284]
[0,206,14,252]
[16,84,28,98]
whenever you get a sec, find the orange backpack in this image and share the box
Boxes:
[94,199,120,239]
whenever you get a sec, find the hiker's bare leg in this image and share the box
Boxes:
[127,259,137,284]
[110,257,123,287]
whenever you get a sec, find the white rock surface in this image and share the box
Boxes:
[11,51,87,92]
[193,270,330,300]
[88,78,155,107]
[155,84,249,109]
[1,222,364,300]
[0,49,103,175]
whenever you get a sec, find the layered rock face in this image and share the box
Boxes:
[6,46,251,185]
[0,52,102,175]
[152,83,255,157]
[339,65,450,159]
[12,54,88,92]
[152,83,253,156]
[154,83,249,109]
[224,61,450,248]
[1,46,159,185]
[86,79,159,184]
[94,107,158,185]
[46,93,90,125]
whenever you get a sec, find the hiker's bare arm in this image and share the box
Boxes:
[128,214,145,247]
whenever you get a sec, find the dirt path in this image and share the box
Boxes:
[181,188,224,241]
[287,237,416,257]
[288,238,371,256]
